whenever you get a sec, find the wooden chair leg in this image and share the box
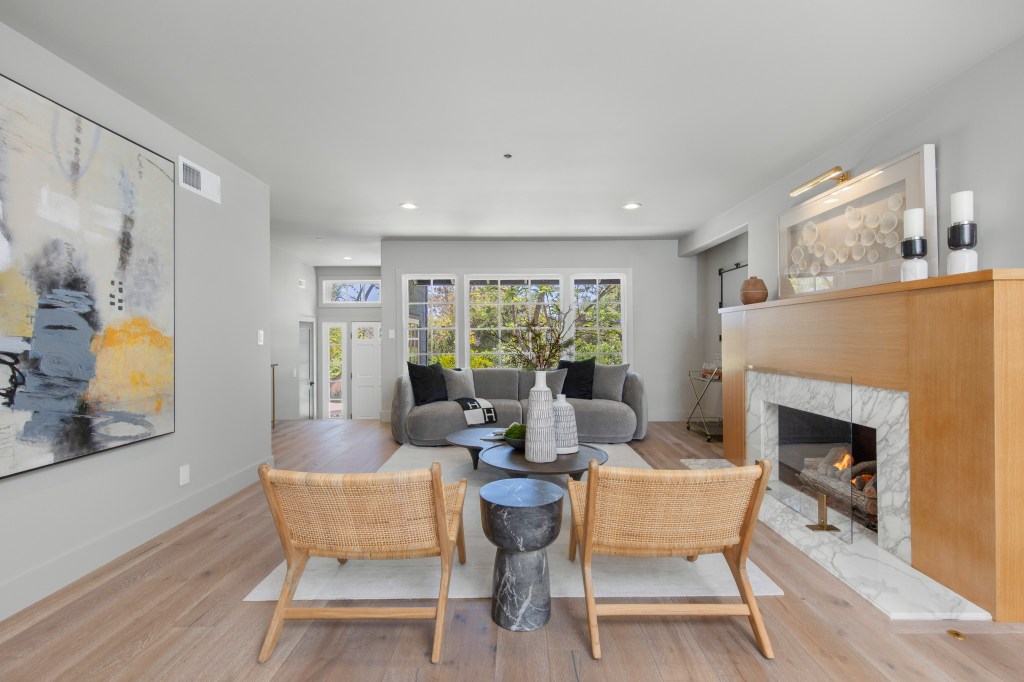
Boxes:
[258,552,309,663]
[337,558,347,565]
[580,556,601,659]
[456,520,467,565]
[568,521,577,562]
[686,555,698,562]
[725,550,774,659]
[431,555,454,663]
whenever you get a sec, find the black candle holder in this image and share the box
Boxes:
[947,222,977,250]
[900,237,927,259]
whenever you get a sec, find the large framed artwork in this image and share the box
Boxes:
[0,74,175,479]
[778,145,937,298]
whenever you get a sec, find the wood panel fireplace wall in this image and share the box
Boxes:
[720,270,1024,621]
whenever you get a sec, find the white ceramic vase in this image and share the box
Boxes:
[525,370,556,463]
[553,393,578,454]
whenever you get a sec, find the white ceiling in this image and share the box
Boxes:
[3,1,1024,266]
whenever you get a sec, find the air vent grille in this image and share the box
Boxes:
[177,156,222,204]
[182,162,202,191]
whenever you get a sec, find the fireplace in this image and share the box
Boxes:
[744,368,911,562]
[777,406,878,531]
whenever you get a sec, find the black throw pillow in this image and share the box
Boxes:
[407,362,448,406]
[558,357,596,400]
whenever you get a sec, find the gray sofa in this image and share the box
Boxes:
[391,367,647,446]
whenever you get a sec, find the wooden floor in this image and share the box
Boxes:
[1,420,1023,681]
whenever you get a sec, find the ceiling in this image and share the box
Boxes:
[3,1,1024,266]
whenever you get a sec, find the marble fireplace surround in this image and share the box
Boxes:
[745,369,987,620]
[746,370,910,562]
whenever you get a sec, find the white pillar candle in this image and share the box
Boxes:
[903,208,924,239]
[951,190,974,224]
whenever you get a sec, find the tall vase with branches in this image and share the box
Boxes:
[497,304,578,370]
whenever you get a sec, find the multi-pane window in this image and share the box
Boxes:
[468,277,560,368]
[573,276,624,364]
[406,277,456,367]
[322,279,381,305]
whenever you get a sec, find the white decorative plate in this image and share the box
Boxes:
[837,246,849,263]
[801,221,818,245]
[824,248,837,266]
[852,243,866,260]
[867,248,879,263]
[845,206,863,228]
[813,241,826,257]
[888,193,904,211]
[791,245,804,264]
[844,230,859,247]
[860,229,875,246]
[865,210,880,229]
[880,211,899,233]
[809,261,821,276]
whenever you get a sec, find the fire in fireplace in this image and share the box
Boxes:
[777,406,878,531]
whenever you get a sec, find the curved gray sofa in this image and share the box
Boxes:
[391,367,647,446]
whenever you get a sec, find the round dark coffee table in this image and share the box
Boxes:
[446,427,506,470]
[480,478,563,631]
[479,443,608,481]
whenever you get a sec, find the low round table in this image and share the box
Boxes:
[479,478,563,631]
[479,443,609,481]
[445,427,505,470]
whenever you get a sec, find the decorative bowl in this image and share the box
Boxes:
[505,437,526,451]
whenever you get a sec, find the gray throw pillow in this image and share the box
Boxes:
[592,363,630,401]
[517,368,567,399]
[442,368,476,400]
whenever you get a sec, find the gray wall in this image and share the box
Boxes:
[679,34,1024,299]
[270,246,316,421]
[0,22,272,619]
[380,240,700,423]
[695,232,747,418]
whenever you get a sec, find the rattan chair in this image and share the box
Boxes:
[567,460,773,660]
[257,461,467,664]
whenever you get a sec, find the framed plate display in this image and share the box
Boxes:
[778,145,936,298]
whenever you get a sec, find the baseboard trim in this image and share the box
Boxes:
[0,456,272,621]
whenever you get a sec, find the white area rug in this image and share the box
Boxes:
[245,444,783,601]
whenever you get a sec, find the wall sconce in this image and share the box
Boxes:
[790,166,850,198]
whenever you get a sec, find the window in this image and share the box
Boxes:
[572,276,625,364]
[322,279,381,305]
[326,325,345,418]
[467,276,560,368]
[406,277,456,367]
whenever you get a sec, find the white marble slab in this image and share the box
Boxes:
[758,485,989,620]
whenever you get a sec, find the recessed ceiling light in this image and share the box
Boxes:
[400,202,418,210]
[314,236,324,241]
[343,256,353,261]
[622,202,642,210]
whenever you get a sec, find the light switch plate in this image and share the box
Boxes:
[179,464,190,486]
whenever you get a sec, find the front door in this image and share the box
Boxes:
[350,322,382,420]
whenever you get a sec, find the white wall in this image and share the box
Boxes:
[680,35,1024,299]
[380,240,700,423]
[695,232,748,418]
[270,246,316,421]
[0,22,271,619]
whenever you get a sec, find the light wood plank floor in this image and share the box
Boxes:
[1,420,1022,681]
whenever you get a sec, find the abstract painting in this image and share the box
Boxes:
[0,74,174,479]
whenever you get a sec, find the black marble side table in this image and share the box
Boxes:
[479,478,564,631]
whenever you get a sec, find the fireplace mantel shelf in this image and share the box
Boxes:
[720,268,1024,621]
[720,268,1024,313]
